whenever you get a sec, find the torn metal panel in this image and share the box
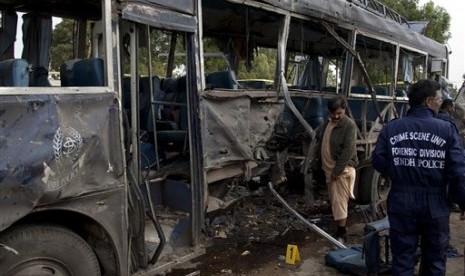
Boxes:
[200,96,284,169]
[121,1,197,33]
[142,0,195,15]
[0,92,124,231]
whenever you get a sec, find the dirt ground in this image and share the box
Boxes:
[166,189,465,276]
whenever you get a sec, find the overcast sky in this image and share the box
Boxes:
[419,0,465,87]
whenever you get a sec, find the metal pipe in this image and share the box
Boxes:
[145,178,166,264]
[277,14,316,141]
[146,25,161,171]
[268,181,347,249]
[322,22,383,125]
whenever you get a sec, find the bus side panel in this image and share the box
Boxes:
[201,97,284,169]
[0,92,124,231]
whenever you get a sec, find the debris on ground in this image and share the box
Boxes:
[204,184,334,243]
[167,182,368,276]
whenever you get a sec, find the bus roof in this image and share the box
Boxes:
[261,0,447,59]
[204,0,447,59]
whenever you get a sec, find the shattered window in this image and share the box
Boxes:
[286,18,349,93]
[1,8,106,87]
[202,1,281,90]
[352,34,396,96]
[396,48,426,94]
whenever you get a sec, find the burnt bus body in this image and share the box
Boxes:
[0,0,449,275]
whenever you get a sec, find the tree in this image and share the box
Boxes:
[49,19,74,71]
[379,0,451,43]
[420,2,451,44]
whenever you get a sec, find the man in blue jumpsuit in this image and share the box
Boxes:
[372,79,465,275]
[436,99,456,128]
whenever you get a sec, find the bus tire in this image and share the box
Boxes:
[357,167,390,205]
[0,224,101,276]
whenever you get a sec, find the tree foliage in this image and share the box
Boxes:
[379,0,451,43]
[49,19,74,71]
[420,2,450,44]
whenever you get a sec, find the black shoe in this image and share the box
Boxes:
[334,232,347,245]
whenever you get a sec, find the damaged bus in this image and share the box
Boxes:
[0,0,449,275]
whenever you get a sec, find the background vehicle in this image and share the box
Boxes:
[0,0,449,275]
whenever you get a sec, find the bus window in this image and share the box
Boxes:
[202,0,280,91]
[352,34,396,96]
[286,19,349,93]
[396,48,427,94]
[0,11,105,87]
[201,39,242,89]
[53,18,106,87]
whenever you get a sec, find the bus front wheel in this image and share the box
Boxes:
[0,224,101,276]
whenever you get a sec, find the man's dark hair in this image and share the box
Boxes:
[440,99,454,111]
[408,79,441,106]
[327,95,347,113]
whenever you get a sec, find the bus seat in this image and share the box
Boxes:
[349,99,387,131]
[0,59,30,86]
[348,99,369,130]
[156,130,187,153]
[140,141,156,169]
[348,99,360,119]
[351,86,368,94]
[321,86,337,93]
[205,70,238,89]
[294,97,326,129]
[351,86,388,95]
[374,86,388,95]
[140,76,165,132]
[30,66,51,86]
[160,76,188,129]
[278,97,326,137]
[395,89,406,97]
[157,76,188,154]
[60,58,104,86]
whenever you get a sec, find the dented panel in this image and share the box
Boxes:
[200,96,284,169]
[0,93,124,231]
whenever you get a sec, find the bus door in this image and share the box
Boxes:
[119,0,205,273]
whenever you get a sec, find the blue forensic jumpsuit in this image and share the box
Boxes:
[436,110,457,131]
[372,105,465,275]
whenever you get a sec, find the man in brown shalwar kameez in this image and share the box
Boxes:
[314,95,358,244]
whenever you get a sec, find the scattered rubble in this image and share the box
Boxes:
[204,184,334,243]
[167,182,368,276]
